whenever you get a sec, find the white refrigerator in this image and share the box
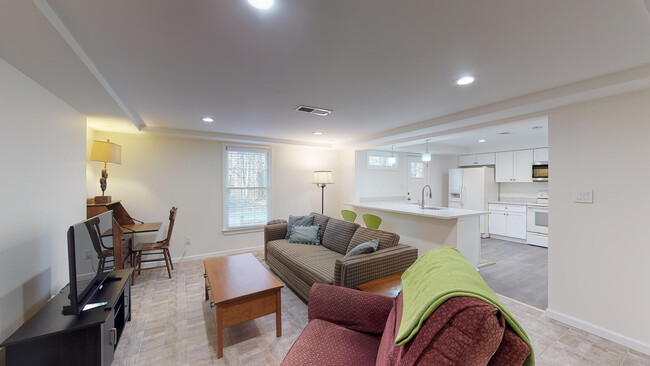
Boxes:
[448,167,498,237]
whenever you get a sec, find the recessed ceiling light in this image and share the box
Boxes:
[478,139,486,143]
[248,0,274,10]
[312,131,324,135]
[202,117,214,123]
[456,76,475,86]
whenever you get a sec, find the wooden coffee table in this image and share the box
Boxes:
[204,253,283,358]
[357,272,403,297]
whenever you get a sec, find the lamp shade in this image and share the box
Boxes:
[421,153,431,162]
[312,171,334,184]
[90,140,121,164]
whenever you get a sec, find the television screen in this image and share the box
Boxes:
[65,211,114,315]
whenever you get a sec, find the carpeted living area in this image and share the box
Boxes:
[113,251,649,366]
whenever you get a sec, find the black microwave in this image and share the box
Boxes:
[532,163,548,181]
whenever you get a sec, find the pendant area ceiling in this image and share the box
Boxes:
[3,0,650,146]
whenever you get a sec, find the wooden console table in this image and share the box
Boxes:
[87,201,161,270]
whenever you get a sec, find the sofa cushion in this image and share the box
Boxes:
[267,239,342,285]
[376,295,506,366]
[346,227,400,253]
[321,218,360,255]
[282,319,380,366]
[309,212,330,241]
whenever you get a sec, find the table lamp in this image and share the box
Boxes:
[312,171,334,214]
[90,139,121,204]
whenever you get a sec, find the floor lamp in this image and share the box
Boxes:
[313,171,334,214]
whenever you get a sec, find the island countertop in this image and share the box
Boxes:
[344,201,489,220]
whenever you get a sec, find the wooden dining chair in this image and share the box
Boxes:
[84,216,114,274]
[132,207,177,282]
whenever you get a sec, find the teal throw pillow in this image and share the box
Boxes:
[343,239,380,259]
[288,224,321,245]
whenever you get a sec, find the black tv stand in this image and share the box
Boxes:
[1,269,132,366]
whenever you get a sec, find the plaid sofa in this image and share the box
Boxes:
[264,212,418,301]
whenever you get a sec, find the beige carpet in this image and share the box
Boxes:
[113,251,650,366]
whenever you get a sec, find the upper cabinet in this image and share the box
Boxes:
[495,150,533,182]
[458,153,495,167]
[534,148,549,163]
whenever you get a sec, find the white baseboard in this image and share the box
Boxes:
[545,308,650,356]
[136,245,264,269]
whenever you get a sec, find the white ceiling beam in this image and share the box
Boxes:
[32,0,146,130]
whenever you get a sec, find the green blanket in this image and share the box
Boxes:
[395,247,534,366]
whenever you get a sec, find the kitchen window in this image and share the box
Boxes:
[224,145,270,230]
[410,161,424,178]
[366,150,398,170]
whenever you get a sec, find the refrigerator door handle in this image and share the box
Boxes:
[461,184,466,207]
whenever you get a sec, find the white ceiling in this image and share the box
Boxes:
[2,0,650,146]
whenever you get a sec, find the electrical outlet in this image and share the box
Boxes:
[573,189,593,204]
[185,236,192,245]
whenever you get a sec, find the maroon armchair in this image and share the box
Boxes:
[282,284,531,366]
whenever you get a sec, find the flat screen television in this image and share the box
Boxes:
[63,211,115,315]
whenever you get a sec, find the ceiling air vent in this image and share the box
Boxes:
[294,105,332,117]
[499,131,512,135]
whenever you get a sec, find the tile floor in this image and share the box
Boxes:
[113,252,650,366]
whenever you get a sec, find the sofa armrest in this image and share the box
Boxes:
[264,223,287,259]
[308,283,394,335]
[334,244,418,289]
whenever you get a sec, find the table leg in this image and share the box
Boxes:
[216,303,223,359]
[276,289,282,337]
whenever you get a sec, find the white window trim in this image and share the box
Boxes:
[366,150,399,170]
[222,144,272,234]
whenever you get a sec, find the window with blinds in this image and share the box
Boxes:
[225,145,270,229]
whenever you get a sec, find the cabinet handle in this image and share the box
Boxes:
[110,328,117,345]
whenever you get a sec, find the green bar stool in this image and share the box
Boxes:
[362,214,382,229]
[341,209,357,222]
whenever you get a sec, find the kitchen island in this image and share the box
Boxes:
[344,201,488,269]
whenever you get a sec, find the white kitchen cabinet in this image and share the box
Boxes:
[459,153,495,167]
[459,155,477,167]
[506,212,527,239]
[534,148,549,162]
[513,150,533,182]
[495,152,514,182]
[488,203,527,240]
[489,211,507,236]
[495,150,533,182]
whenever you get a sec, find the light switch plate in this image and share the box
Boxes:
[573,189,593,203]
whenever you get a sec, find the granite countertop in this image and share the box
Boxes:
[345,201,488,220]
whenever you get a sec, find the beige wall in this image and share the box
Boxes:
[547,89,650,353]
[88,131,343,262]
[0,57,86,357]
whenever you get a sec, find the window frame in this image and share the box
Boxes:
[366,150,399,170]
[222,144,272,234]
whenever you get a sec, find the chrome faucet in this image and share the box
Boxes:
[421,185,432,208]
